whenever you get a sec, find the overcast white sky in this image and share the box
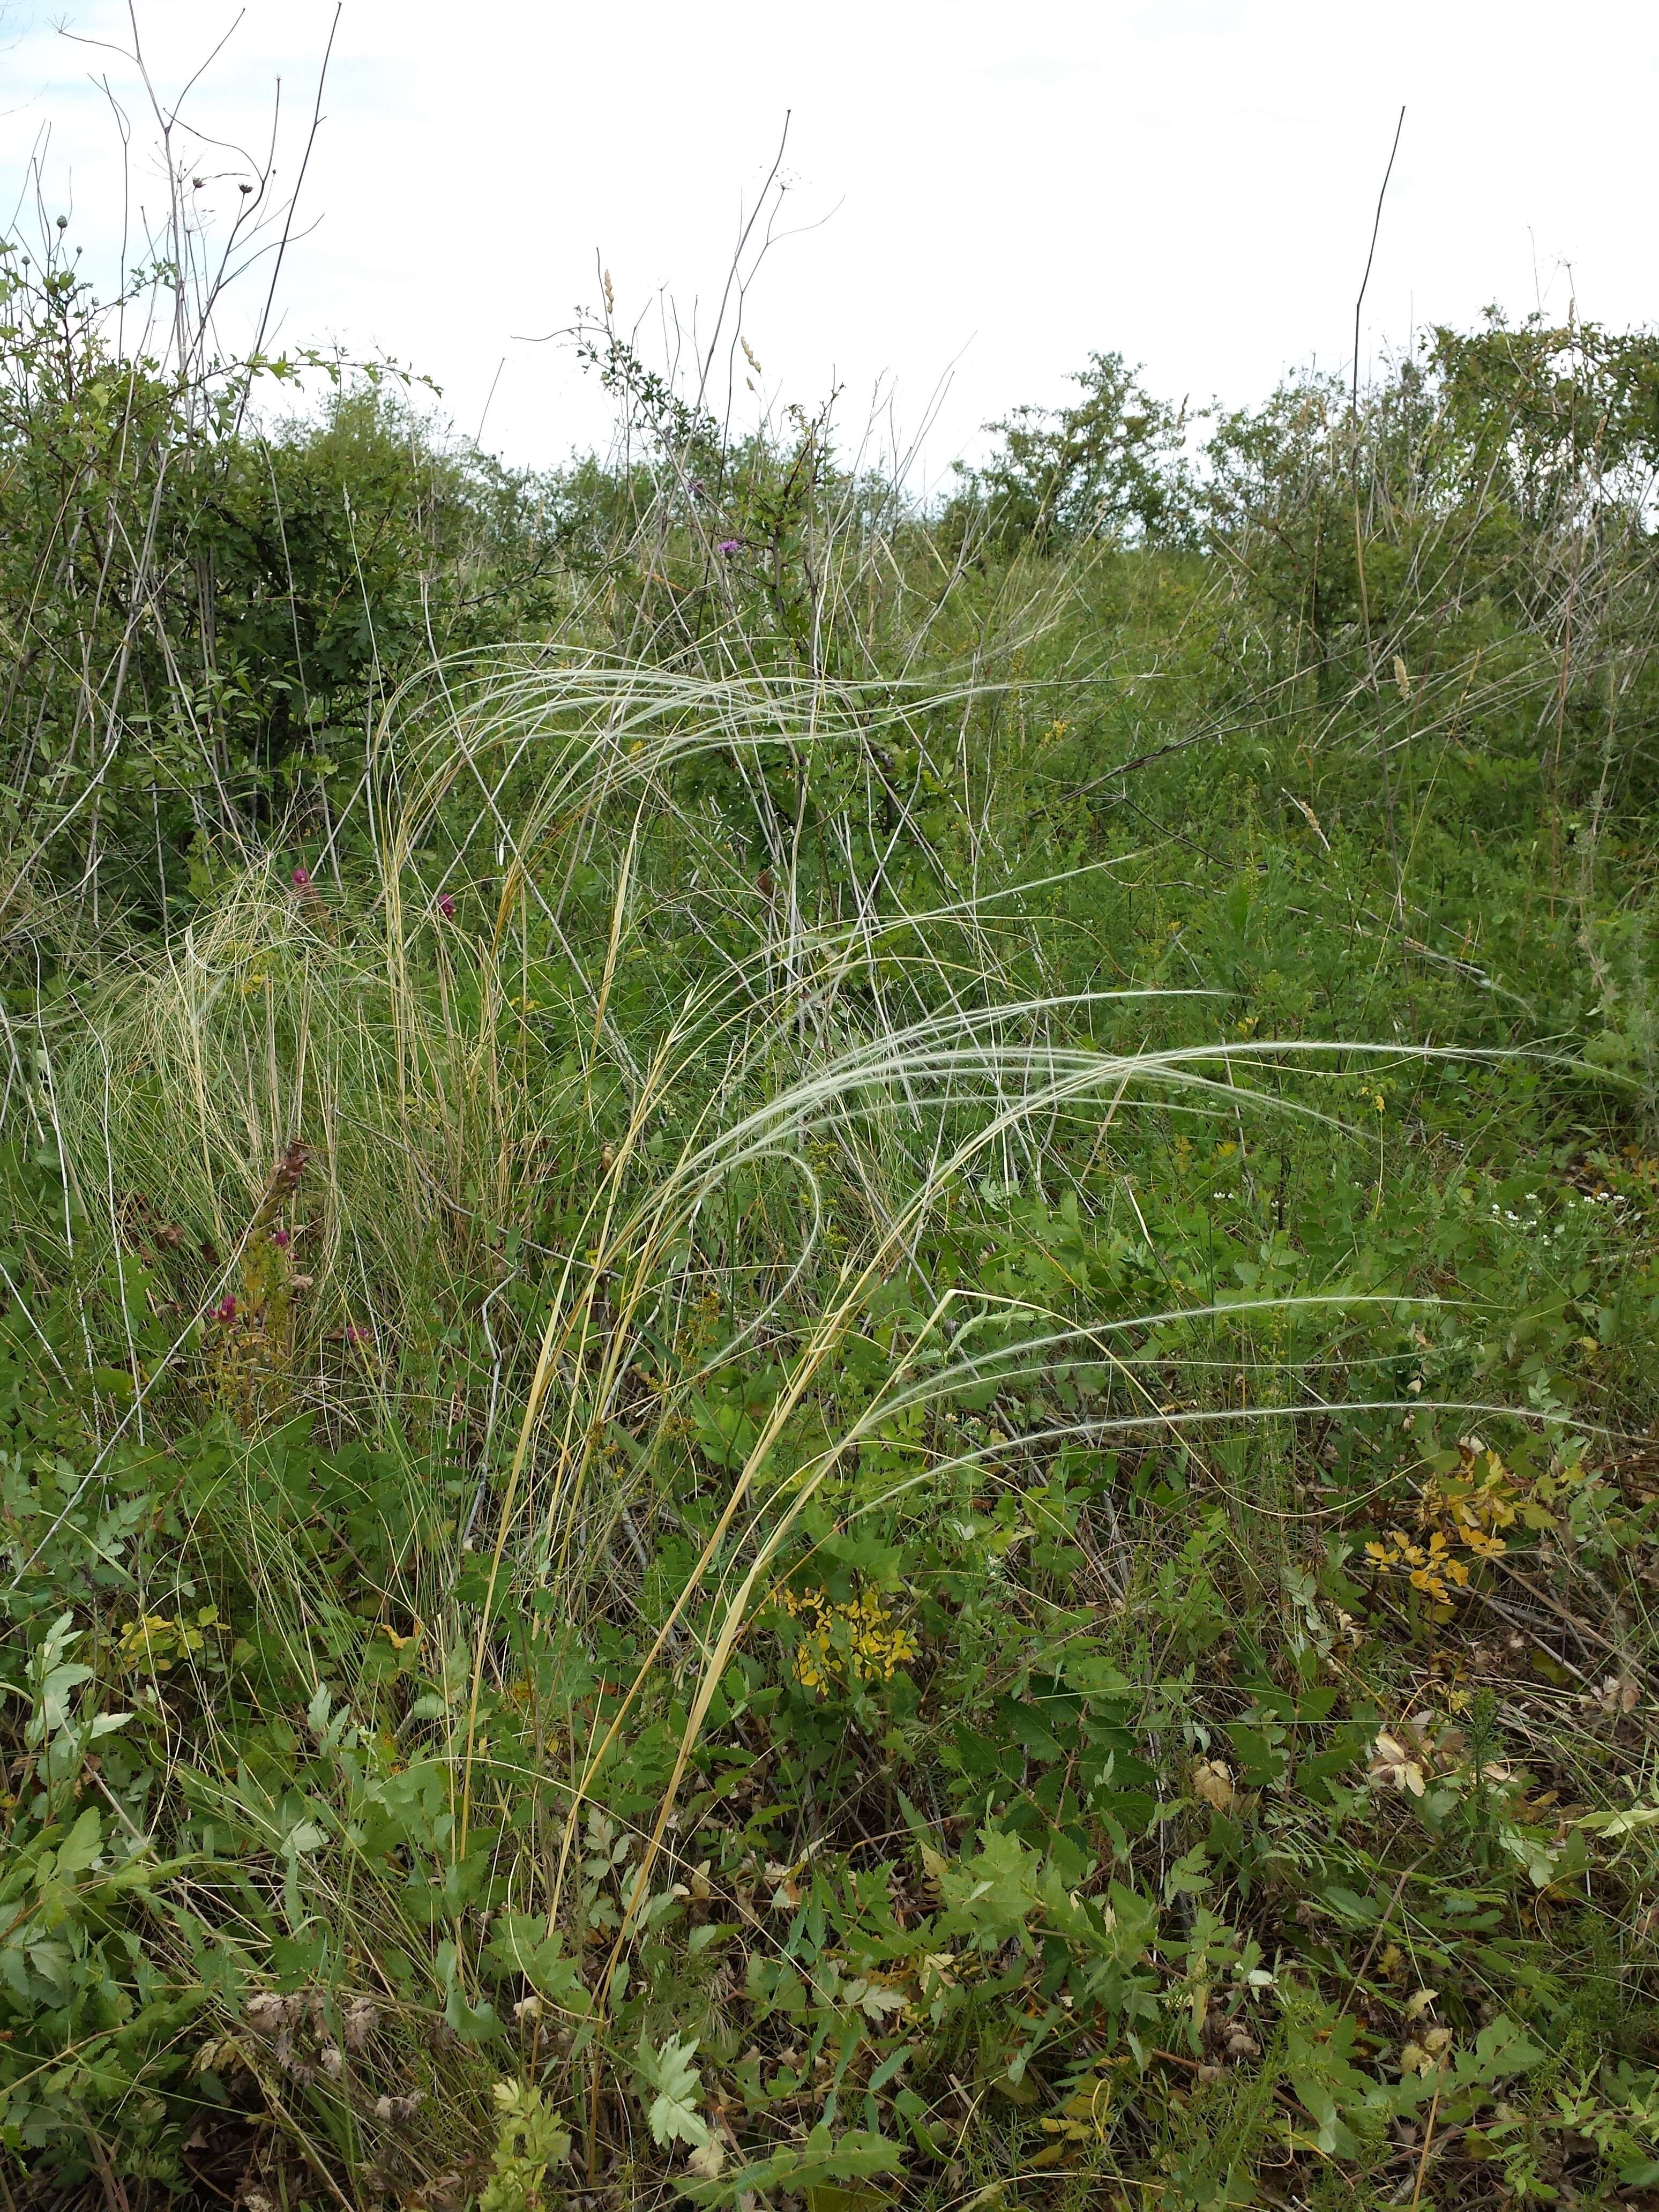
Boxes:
[3,1,1655,488]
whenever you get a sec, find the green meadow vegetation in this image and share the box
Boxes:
[3,129,1659,2212]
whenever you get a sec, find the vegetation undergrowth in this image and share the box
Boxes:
[2,94,1659,2212]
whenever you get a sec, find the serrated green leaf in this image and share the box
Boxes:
[637,2031,709,2149]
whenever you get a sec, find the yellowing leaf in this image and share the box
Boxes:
[1192,1758,1235,1812]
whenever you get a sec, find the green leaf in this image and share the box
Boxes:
[1450,2016,1545,2090]
[1574,1803,1659,1839]
[806,2187,895,2212]
[54,1805,102,1879]
[1163,1843,1212,1900]
[483,1915,591,2012]
[937,1827,1042,1948]
[690,2125,903,2206]
[637,2031,709,2149]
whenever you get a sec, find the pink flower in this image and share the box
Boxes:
[271,1228,291,1250]
[438,893,457,920]
[214,1294,237,1322]
[716,538,742,556]
[292,865,312,893]
[346,1321,369,1348]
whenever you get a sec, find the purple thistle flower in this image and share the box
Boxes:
[716,538,742,556]
[438,892,457,920]
[271,1228,291,1250]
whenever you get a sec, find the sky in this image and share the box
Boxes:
[3,1,1656,489]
